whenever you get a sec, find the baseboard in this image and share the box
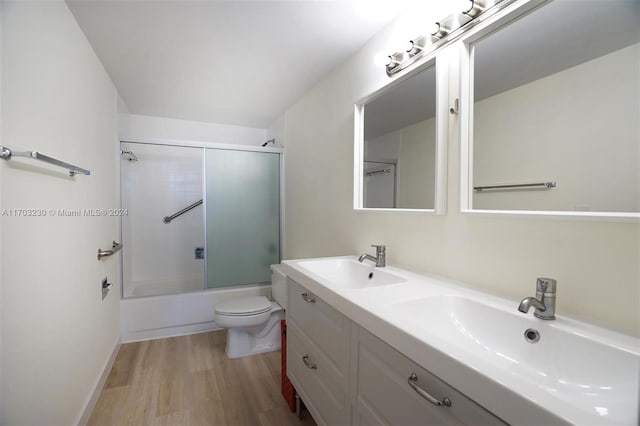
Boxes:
[121,321,222,343]
[76,336,121,426]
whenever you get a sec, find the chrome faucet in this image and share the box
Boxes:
[358,245,386,267]
[518,278,557,320]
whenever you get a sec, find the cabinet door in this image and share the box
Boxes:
[286,278,349,372]
[287,319,349,426]
[354,326,506,426]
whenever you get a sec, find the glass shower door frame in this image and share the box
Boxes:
[118,138,284,299]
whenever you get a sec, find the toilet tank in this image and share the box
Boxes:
[270,264,287,309]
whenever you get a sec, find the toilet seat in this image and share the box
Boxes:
[215,296,272,316]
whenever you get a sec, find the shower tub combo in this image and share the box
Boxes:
[118,139,282,342]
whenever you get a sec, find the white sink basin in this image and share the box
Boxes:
[296,258,406,289]
[388,295,640,424]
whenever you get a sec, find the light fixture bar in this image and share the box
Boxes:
[385,0,512,77]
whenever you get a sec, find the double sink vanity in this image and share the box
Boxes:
[281,255,639,425]
[281,0,639,424]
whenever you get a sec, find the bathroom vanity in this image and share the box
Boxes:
[282,257,639,426]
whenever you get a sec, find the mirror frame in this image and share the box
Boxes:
[353,55,448,214]
[458,0,640,221]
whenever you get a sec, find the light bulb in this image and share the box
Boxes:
[431,22,449,39]
[450,0,474,15]
[386,51,409,71]
[464,0,486,18]
[406,36,428,55]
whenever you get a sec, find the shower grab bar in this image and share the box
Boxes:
[0,145,91,176]
[98,241,122,260]
[474,181,556,192]
[163,199,203,224]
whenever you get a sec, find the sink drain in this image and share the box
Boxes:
[524,328,540,343]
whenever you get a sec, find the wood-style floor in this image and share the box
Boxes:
[88,331,316,426]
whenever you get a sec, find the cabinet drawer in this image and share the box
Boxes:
[355,326,506,426]
[287,320,348,426]
[287,278,349,371]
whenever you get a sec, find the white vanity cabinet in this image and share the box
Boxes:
[352,326,507,426]
[286,278,351,426]
[286,277,506,426]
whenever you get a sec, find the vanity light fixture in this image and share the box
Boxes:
[385,0,509,76]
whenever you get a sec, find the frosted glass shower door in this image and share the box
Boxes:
[205,149,280,288]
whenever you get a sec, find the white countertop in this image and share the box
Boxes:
[282,256,640,426]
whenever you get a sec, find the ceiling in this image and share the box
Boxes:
[67,0,408,129]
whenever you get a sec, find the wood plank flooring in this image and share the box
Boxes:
[88,331,316,426]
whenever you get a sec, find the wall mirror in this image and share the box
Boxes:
[354,58,446,212]
[462,0,640,218]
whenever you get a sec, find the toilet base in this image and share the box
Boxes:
[225,309,284,359]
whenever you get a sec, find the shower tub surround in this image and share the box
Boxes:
[282,256,639,425]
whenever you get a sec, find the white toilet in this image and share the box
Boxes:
[214,264,287,359]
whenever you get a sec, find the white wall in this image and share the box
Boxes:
[281,15,639,335]
[397,117,435,209]
[119,113,268,146]
[365,130,400,164]
[1,2,120,424]
[363,115,436,209]
[473,43,639,212]
[364,131,399,207]
[117,94,129,114]
[268,113,286,148]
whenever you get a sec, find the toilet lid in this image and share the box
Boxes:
[215,296,272,316]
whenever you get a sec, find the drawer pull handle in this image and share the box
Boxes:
[302,355,317,370]
[408,373,452,407]
[301,292,316,303]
